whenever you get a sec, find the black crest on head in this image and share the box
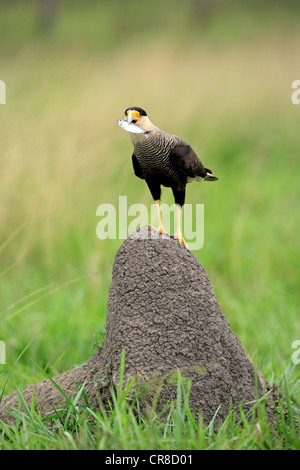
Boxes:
[125,106,147,116]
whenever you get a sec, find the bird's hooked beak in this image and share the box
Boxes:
[127,110,140,125]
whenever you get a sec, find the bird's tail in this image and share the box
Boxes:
[204,168,218,182]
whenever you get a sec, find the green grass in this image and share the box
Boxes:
[0,0,300,449]
[0,352,299,450]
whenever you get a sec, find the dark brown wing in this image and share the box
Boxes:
[169,142,208,178]
[170,142,218,181]
[132,153,144,179]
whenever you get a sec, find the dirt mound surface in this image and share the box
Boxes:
[0,226,271,425]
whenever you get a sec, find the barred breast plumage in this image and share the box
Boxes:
[132,127,183,187]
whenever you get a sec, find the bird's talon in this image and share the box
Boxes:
[173,233,188,249]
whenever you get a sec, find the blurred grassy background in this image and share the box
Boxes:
[0,0,300,393]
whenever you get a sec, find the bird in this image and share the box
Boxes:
[122,106,218,248]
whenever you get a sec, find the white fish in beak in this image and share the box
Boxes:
[117,119,150,138]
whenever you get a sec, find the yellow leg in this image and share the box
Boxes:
[148,200,166,234]
[174,204,188,248]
